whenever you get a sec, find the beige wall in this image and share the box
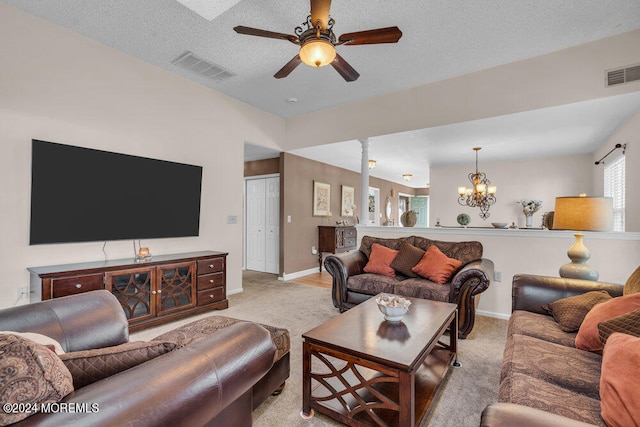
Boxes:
[285,30,640,150]
[593,109,640,231]
[280,153,416,275]
[430,154,594,228]
[0,5,285,308]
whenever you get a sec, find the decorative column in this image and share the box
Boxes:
[359,138,370,226]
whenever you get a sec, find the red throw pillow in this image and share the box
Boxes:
[575,292,640,352]
[363,243,399,277]
[411,245,463,284]
[600,333,640,427]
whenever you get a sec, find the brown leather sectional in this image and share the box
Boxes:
[0,290,289,426]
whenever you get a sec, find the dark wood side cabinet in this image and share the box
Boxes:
[317,226,357,271]
[28,251,228,332]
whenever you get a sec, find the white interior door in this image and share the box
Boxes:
[265,177,280,274]
[245,176,280,273]
[246,178,266,271]
[411,196,429,227]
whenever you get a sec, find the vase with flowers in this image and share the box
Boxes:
[519,199,542,228]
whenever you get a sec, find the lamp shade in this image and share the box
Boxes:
[299,39,336,67]
[552,196,613,232]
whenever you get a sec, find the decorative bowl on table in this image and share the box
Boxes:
[375,293,411,323]
[491,222,508,229]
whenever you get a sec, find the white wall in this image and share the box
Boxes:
[357,227,640,318]
[0,5,285,309]
[429,154,593,228]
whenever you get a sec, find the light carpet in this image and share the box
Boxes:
[132,270,508,426]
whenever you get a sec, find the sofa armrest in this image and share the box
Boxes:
[512,274,624,315]
[324,251,368,311]
[17,322,276,427]
[450,258,494,338]
[0,290,128,352]
[480,403,598,427]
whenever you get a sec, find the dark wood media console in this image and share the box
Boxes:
[28,251,228,332]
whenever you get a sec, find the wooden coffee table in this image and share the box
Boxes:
[302,296,458,426]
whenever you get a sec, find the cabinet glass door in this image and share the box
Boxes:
[158,261,196,315]
[105,267,156,322]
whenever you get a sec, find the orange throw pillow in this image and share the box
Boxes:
[363,243,399,277]
[600,332,640,427]
[411,245,462,284]
[575,292,640,352]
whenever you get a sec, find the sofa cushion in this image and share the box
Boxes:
[508,311,577,348]
[0,331,65,355]
[363,243,399,277]
[390,241,424,278]
[0,334,74,426]
[347,273,397,296]
[623,266,640,295]
[575,292,640,352]
[393,278,450,302]
[498,371,605,427]
[501,333,601,400]
[600,332,640,427]
[542,290,612,332]
[59,341,176,389]
[412,236,483,265]
[597,308,640,347]
[359,236,413,259]
[411,245,462,284]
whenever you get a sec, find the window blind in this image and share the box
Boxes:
[604,155,625,231]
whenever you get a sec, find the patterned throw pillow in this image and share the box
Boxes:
[542,290,612,332]
[363,243,399,277]
[411,245,462,284]
[0,331,65,355]
[576,292,640,352]
[390,241,425,278]
[623,266,640,296]
[600,333,640,427]
[0,334,73,425]
[598,308,640,347]
[59,341,176,389]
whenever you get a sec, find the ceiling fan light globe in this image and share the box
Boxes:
[300,40,336,68]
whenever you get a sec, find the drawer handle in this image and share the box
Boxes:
[209,264,214,269]
[209,279,214,283]
[75,284,82,289]
[209,294,214,299]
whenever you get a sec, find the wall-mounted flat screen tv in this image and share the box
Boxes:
[30,139,203,245]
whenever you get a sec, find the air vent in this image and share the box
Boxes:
[172,51,236,83]
[606,64,640,87]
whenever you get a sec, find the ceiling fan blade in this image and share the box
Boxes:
[234,26,298,43]
[338,26,403,45]
[310,0,332,30]
[274,55,302,79]
[331,53,360,82]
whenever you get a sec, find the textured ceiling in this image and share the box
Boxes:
[5,0,640,186]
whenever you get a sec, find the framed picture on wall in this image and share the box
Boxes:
[341,185,355,217]
[313,181,331,216]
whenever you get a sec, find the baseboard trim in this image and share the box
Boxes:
[280,267,319,282]
[477,309,511,320]
[227,288,243,296]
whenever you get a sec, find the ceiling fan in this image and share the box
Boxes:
[234,0,402,82]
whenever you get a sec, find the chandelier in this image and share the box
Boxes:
[457,147,497,219]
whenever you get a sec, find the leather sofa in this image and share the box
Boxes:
[481,274,625,427]
[0,290,288,426]
[324,235,494,338]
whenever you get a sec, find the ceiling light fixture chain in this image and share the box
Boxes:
[457,147,497,219]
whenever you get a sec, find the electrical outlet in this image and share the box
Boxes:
[17,286,29,300]
[493,271,502,282]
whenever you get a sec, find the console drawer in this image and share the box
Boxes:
[52,274,104,298]
[197,287,225,306]
[197,273,224,291]
[197,258,224,275]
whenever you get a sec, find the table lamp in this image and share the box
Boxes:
[552,195,613,281]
